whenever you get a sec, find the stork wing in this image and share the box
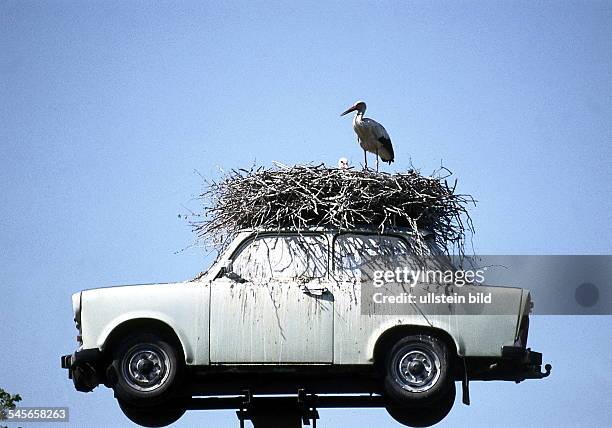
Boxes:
[362,118,394,163]
[361,118,390,140]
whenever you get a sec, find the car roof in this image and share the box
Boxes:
[236,225,434,237]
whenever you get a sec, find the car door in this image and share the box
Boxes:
[209,232,334,363]
[331,232,421,364]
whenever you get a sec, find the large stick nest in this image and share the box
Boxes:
[192,163,475,255]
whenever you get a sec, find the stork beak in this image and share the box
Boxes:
[340,105,357,116]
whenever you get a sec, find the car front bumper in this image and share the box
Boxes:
[61,349,104,392]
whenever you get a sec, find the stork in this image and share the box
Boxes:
[341,101,394,171]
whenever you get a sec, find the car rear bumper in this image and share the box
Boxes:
[466,347,552,382]
[61,349,104,392]
[502,346,552,379]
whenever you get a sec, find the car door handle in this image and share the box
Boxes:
[300,285,329,296]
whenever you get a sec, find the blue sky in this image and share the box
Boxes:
[1,1,611,427]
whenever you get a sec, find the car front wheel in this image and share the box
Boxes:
[110,332,183,405]
[383,334,452,404]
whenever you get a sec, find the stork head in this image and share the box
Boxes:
[338,157,349,169]
[340,101,367,116]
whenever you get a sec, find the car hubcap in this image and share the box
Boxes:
[122,344,170,392]
[394,346,441,393]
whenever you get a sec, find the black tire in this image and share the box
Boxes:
[383,334,452,404]
[385,381,456,427]
[118,399,186,427]
[110,332,183,405]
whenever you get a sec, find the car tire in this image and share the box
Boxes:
[385,381,456,427]
[118,399,186,427]
[383,334,452,404]
[110,332,183,405]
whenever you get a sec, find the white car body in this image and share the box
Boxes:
[74,229,529,365]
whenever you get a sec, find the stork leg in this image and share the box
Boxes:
[363,149,368,170]
[376,149,379,172]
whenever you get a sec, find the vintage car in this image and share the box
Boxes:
[61,227,551,427]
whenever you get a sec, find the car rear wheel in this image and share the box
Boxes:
[110,332,183,405]
[383,334,452,404]
[385,381,456,427]
[118,399,186,427]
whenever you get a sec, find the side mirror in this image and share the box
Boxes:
[216,260,232,279]
[220,259,233,275]
[219,260,246,283]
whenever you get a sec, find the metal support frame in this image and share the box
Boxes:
[179,391,387,427]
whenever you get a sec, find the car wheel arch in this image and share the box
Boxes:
[372,325,461,373]
[102,318,187,364]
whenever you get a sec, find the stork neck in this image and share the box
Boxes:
[353,111,363,125]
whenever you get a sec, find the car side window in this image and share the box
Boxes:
[230,234,328,283]
[333,233,414,282]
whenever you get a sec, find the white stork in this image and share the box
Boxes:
[341,101,394,171]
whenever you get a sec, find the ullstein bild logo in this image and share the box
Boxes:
[361,256,612,315]
[371,291,493,305]
[372,268,486,287]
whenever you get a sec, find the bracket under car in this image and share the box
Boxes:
[179,390,389,428]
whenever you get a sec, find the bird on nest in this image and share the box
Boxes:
[341,101,394,171]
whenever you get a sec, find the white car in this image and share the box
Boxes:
[61,227,550,427]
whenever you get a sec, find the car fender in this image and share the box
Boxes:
[96,310,195,364]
